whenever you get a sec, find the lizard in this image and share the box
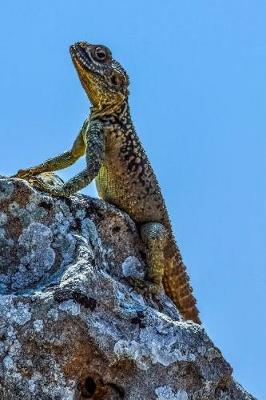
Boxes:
[15,41,201,324]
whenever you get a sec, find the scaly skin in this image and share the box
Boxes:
[15,42,201,324]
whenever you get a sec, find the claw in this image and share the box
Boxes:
[14,168,38,179]
[28,176,47,188]
[32,180,64,196]
[35,181,68,198]
[13,171,68,198]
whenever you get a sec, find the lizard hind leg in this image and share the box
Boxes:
[141,222,201,324]
[140,222,169,292]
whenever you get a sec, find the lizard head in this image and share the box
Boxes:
[70,42,129,114]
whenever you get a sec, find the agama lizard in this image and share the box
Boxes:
[15,42,201,324]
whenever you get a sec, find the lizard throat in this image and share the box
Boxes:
[90,97,127,120]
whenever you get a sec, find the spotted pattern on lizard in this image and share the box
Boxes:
[15,42,201,324]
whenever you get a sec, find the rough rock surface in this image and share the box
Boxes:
[0,175,256,400]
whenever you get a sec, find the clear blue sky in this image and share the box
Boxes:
[0,1,265,398]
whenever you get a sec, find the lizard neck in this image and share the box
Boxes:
[89,99,130,123]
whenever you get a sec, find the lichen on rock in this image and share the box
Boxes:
[0,176,256,399]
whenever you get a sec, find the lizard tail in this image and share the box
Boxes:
[163,245,201,324]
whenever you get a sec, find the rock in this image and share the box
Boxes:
[0,175,256,400]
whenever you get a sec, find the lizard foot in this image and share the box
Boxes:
[128,276,164,299]
[12,168,41,179]
[16,174,69,198]
[32,178,69,197]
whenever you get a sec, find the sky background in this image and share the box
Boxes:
[0,1,265,398]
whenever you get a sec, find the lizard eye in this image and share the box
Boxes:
[93,47,107,62]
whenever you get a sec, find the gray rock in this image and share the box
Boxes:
[0,176,256,399]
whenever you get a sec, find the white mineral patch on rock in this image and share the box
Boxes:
[59,300,80,316]
[3,356,14,370]
[0,212,7,226]
[122,256,145,279]
[155,386,188,400]
[33,319,44,332]
[0,179,14,200]
[47,308,59,321]
[6,301,32,326]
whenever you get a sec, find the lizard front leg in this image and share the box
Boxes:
[28,120,105,197]
[14,120,88,178]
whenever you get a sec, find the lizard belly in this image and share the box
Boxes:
[96,161,166,224]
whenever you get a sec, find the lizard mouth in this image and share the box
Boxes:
[69,43,102,106]
[70,43,92,71]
